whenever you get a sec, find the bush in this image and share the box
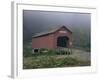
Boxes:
[23,48,33,57]
[23,56,90,69]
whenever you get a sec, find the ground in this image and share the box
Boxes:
[23,48,90,69]
[70,49,90,61]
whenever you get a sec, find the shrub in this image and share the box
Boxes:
[23,47,33,57]
[23,56,90,69]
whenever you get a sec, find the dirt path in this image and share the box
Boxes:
[70,49,90,61]
[55,49,90,61]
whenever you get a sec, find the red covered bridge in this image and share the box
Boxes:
[32,26,72,52]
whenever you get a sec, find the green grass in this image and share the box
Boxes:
[23,43,90,69]
[23,55,90,69]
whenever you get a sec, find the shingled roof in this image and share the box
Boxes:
[32,25,72,38]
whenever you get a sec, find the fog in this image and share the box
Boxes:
[23,10,91,42]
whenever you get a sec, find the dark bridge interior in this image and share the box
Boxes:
[57,36,69,48]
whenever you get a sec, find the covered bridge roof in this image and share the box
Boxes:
[32,25,72,38]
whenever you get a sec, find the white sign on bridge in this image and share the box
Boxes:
[59,30,67,33]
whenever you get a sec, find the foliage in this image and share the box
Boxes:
[23,42,90,69]
[23,56,90,69]
[23,42,33,57]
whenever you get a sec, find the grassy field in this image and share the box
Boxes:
[23,55,90,69]
[23,47,90,69]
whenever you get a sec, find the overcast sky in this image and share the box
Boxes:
[23,10,91,42]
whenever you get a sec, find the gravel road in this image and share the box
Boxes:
[69,49,90,61]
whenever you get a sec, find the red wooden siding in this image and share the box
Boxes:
[32,34,54,49]
[32,26,72,49]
